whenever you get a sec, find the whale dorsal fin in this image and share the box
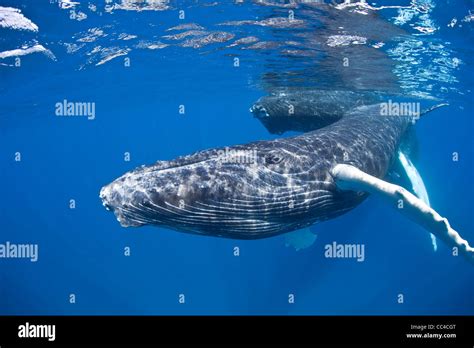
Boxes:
[331,164,474,263]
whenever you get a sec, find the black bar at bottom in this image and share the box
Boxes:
[0,316,472,345]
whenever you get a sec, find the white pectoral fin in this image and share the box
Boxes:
[285,228,317,251]
[331,164,474,264]
[398,151,437,251]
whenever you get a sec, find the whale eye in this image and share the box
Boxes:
[265,153,283,165]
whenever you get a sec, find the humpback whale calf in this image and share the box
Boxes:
[100,101,474,263]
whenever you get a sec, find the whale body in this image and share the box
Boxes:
[100,104,409,239]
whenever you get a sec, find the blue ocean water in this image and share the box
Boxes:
[0,0,473,315]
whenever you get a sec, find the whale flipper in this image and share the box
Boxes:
[285,228,317,251]
[331,164,474,263]
[397,151,437,251]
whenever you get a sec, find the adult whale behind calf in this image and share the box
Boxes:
[100,102,474,262]
[250,89,384,134]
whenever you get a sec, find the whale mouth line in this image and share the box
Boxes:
[101,197,151,228]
